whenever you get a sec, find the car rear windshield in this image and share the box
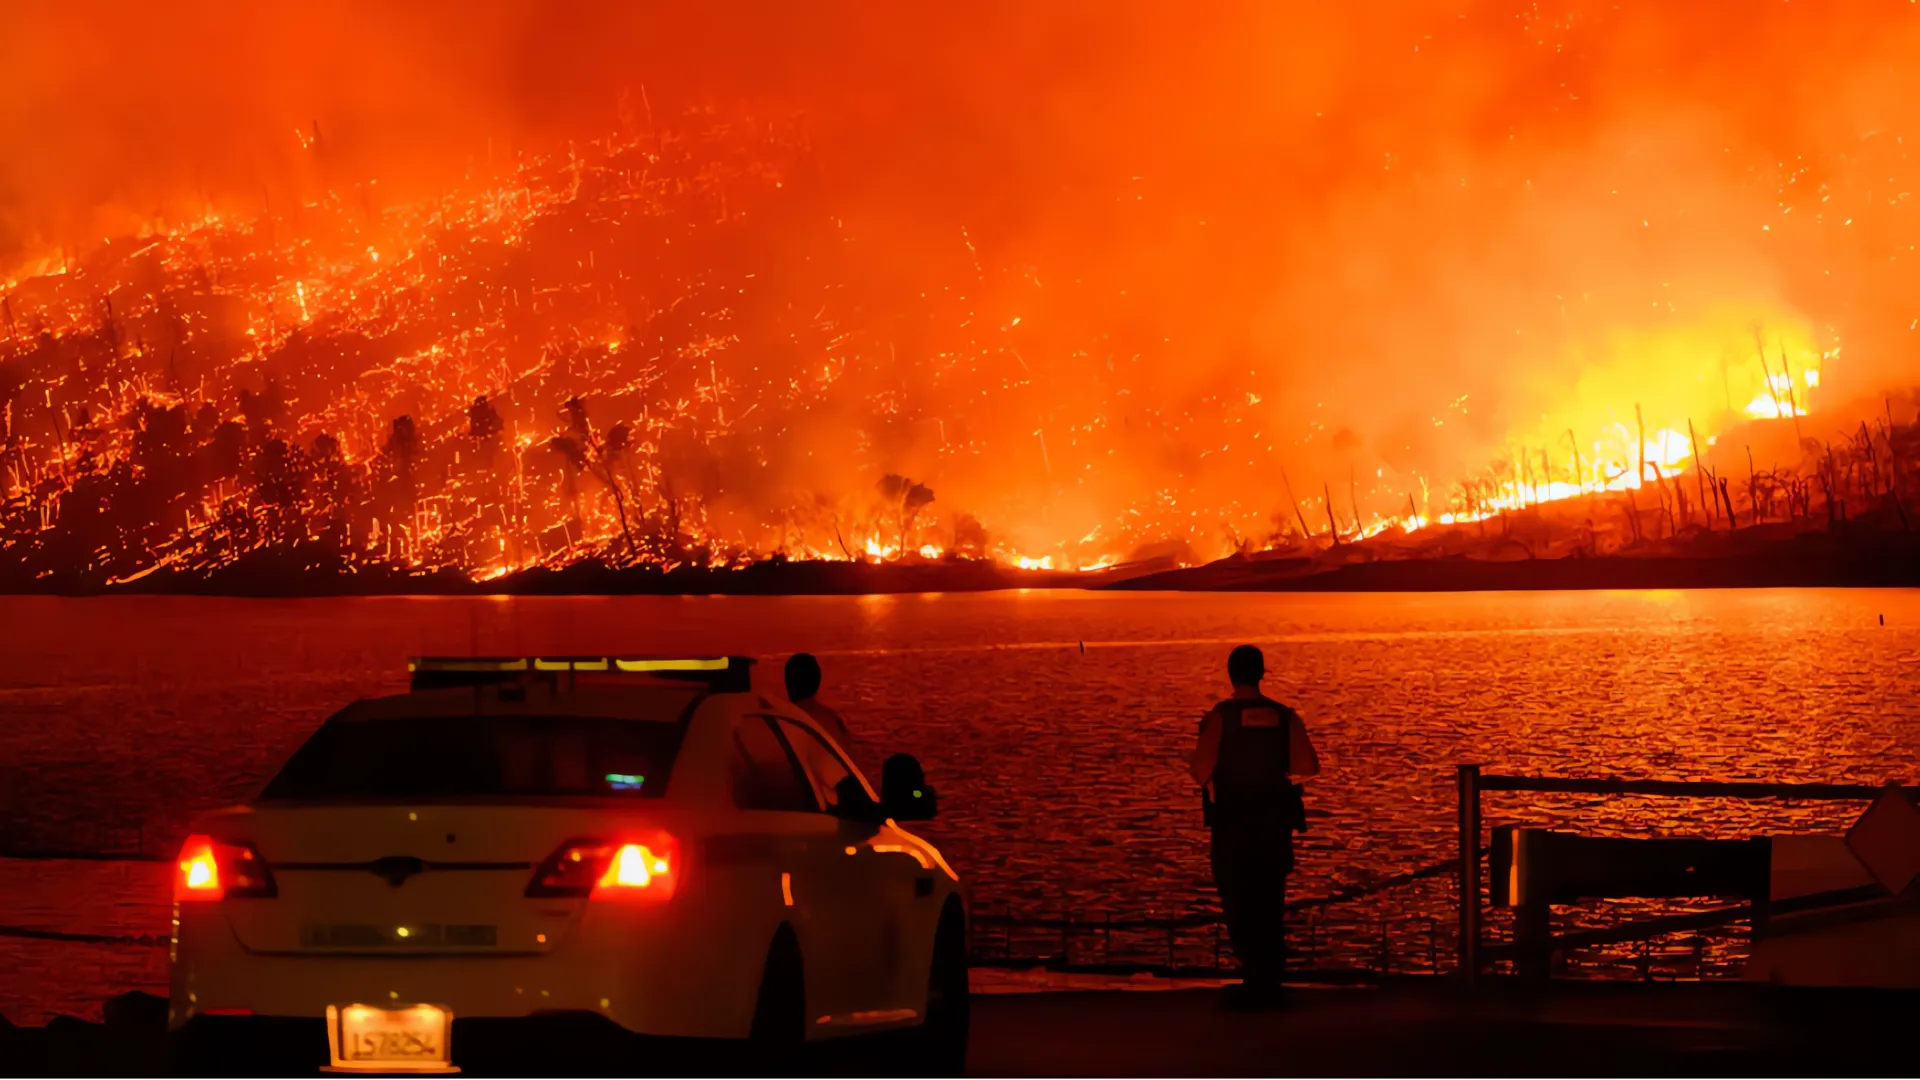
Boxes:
[260,715,687,800]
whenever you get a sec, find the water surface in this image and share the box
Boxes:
[3,589,1917,1020]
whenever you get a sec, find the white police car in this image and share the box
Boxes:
[167,656,968,1074]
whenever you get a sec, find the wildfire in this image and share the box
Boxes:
[1745,371,1817,420]
[1355,317,1834,539]
[0,93,1870,587]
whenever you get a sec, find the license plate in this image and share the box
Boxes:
[325,1003,458,1074]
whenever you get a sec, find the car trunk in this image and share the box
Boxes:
[219,804,645,956]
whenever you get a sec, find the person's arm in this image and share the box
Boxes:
[1188,709,1222,786]
[1288,712,1321,778]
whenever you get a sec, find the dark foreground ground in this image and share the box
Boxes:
[5,981,1916,1077]
[968,982,1916,1076]
[12,518,1919,597]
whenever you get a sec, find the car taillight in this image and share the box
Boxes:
[526,836,678,902]
[598,842,673,892]
[173,834,277,901]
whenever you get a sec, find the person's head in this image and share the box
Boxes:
[784,653,822,701]
[1227,644,1265,688]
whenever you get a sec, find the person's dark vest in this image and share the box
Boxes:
[1204,694,1305,835]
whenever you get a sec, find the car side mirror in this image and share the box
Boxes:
[880,753,937,822]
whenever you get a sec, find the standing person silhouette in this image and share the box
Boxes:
[1187,644,1320,1007]
[784,653,853,749]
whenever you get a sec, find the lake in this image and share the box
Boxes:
[3,588,1918,1021]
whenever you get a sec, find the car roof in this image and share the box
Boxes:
[408,655,755,693]
[331,680,713,723]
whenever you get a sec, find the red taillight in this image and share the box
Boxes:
[597,843,673,892]
[527,836,678,902]
[173,834,276,902]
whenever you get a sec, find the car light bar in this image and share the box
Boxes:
[407,655,754,692]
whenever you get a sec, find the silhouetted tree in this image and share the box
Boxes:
[952,513,988,559]
[548,396,638,561]
[253,438,307,543]
[877,473,935,556]
[379,415,420,557]
[239,378,288,437]
[467,395,504,470]
[385,415,419,471]
[309,433,353,547]
[548,432,589,531]
[208,421,247,479]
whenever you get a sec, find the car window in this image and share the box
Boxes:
[730,716,817,812]
[773,717,866,812]
[260,715,683,800]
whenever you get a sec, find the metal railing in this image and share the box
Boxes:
[1455,764,1896,984]
[968,851,1465,978]
[968,908,1446,981]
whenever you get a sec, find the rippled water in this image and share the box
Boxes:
[3,589,1919,1021]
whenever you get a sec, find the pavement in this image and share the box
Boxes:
[4,979,1917,1076]
[968,980,1918,1076]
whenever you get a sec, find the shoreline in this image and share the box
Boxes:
[1105,549,1920,593]
[0,558,1106,599]
[2,529,1916,598]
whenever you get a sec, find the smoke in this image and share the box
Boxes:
[5,0,1920,559]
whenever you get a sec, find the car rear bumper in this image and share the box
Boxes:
[169,1012,714,1077]
[170,906,768,1040]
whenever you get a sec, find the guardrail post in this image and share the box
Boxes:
[1457,764,1481,984]
[1515,897,1552,981]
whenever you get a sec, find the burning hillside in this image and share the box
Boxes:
[1,117,924,585]
[3,2,1920,591]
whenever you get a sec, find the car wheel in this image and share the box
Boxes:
[912,902,971,1076]
[748,926,806,1066]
